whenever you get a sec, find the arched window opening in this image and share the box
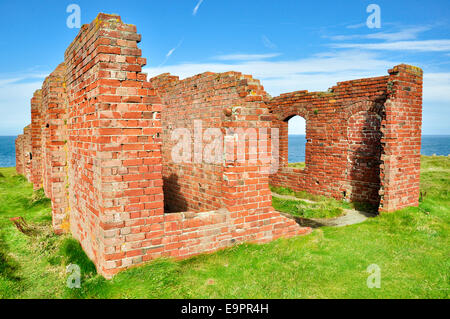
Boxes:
[287,115,306,169]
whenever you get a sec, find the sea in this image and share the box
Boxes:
[287,135,450,163]
[0,135,449,167]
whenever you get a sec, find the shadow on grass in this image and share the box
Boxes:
[61,238,182,298]
[60,238,109,299]
[0,233,21,282]
[59,239,97,276]
[351,201,379,214]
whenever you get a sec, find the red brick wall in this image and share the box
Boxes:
[64,14,307,277]
[15,135,24,175]
[41,104,50,198]
[15,134,24,175]
[40,63,69,233]
[144,71,308,265]
[64,14,165,277]
[379,65,423,211]
[31,90,43,190]
[269,76,389,206]
[23,125,32,182]
[150,73,228,213]
[346,111,382,203]
[268,68,423,211]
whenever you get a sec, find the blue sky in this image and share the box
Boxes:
[0,0,449,135]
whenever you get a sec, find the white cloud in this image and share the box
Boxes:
[159,40,184,67]
[366,26,430,41]
[213,53,281,61]
[288,115,306,135]
[0,74,45,135]
[0,77,24,87]
[262,35,277,49]
[423,72,450,104]
[145,50,398,96]
[166,48,176,57]
[2,53,447,136]
[346,23,366,29]
[332,39,450,52]
[330,26,430,42]
[193,0,204,16]
[144,50,450,135]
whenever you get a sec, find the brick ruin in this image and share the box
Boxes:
[269,66,423,211]
[15,14,423,278]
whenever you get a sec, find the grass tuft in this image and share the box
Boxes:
[270,184,379,215]
[29,188,51,207]
[288,162,306,170]
[272,196,345,219]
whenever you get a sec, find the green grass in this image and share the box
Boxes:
[0,156,449,299]
[288,162,306,170]
[270,184,378,216]
[270,185,333,202]
[272,196,345,219]
[270,185,353,218]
